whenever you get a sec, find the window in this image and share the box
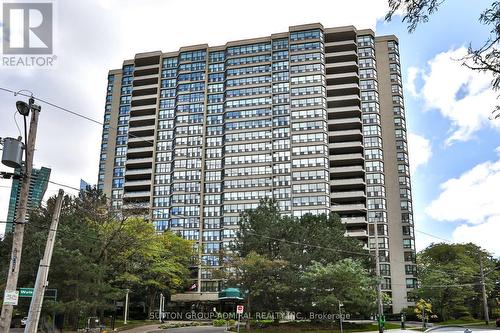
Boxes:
[403,238,414,249]
[227,42,271,55]
[406,278,417,289]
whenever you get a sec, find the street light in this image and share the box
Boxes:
[15,100,31,116]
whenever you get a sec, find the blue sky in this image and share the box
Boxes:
[0,0,499,254]
[377,0,500,253]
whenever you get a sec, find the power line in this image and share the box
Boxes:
[48,180,80,192]
[243,231,373,257]
[0,220,102,242]
[0,87,155,145]
[415,229,452,243]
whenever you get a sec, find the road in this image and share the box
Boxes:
[9,324,226,333]
[123,324,227,333]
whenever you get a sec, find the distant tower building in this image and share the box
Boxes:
[6,166,51,233]
[80,179,91,191]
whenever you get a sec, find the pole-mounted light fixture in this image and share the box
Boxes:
[16,101,31,116]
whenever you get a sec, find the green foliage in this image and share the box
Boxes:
[413,242,498,321]
[213,318,228,326]
[0,188,193,329]
[227,199,371,315]
[414,299,436,321]
[302,259,377,316]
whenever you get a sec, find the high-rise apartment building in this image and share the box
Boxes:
[98,23,416,313]
[6,166,51,233]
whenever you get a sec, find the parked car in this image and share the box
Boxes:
[21,317,28,327]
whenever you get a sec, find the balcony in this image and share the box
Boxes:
[127,145,153,155]
[132,86,158,97]
[131,94,157,102]
[327,83,359,96]
[129,115,156,128]
[123,179,151,192]
[131,96,156,107]
[326,72,358,85]
[341,216,367,226]
[328,117,362,132]
[327,94,360,108]
[325,50,357,62]
[125,168,152,181]
[123,190,151,199]
[324,40,357,52]
[330,165,364,178]
[327,105,361,119]
[325,61,358,75]
[328,129,362,141]
[122,201,150,210]
[129,124,155,136]
[132,74,158,82]
[331,203,367,213]
[330,178,365,190]
[346,229,368,239]
[331,190,366,202]
[127,157,153,168]
[128,135,154,148]
[330,152,364,166]
[329,141,363,154]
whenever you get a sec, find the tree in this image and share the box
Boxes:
[412,243,498,321]
[302,259,377,316]
[414,299,437,328]
[386,0,500,118]
[228,199,372,315]
[0,188,193,329]
[225,251,288,314]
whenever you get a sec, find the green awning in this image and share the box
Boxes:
[218,288,244,300]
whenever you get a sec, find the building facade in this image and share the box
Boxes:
[97,23,416,313]
[6,166,51,233]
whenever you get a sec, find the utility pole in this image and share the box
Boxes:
[0,99,41,332]
[124,289,130,325]
[159,293,163,323]
[479,256,490,325]
[338,302,343,333]
[25,189,64,333]
[373,222,384,333]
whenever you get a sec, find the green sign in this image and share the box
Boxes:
[19,288,34,297]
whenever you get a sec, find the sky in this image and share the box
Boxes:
[0,0,499,255]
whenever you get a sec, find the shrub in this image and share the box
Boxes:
[213,319,227,327]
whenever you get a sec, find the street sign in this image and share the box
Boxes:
[19,288,34,297]
[236,305,244,314]
[4,290,19,305]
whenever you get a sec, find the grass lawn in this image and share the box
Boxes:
[113,319,158,331]
[235,322,401,333]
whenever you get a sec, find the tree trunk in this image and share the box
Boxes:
[246,293,251,331]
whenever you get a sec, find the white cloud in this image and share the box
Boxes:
[496,146,500,156]
[426,154,500,254]
[0,0,390,233]
[406,67,420,97]
[426,158,500,224]
[452,216,500,255]
[413,47,500,145]
[408,132,432,174]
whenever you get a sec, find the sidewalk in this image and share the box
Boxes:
[117,324,163,333]
[354,328,418,333]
